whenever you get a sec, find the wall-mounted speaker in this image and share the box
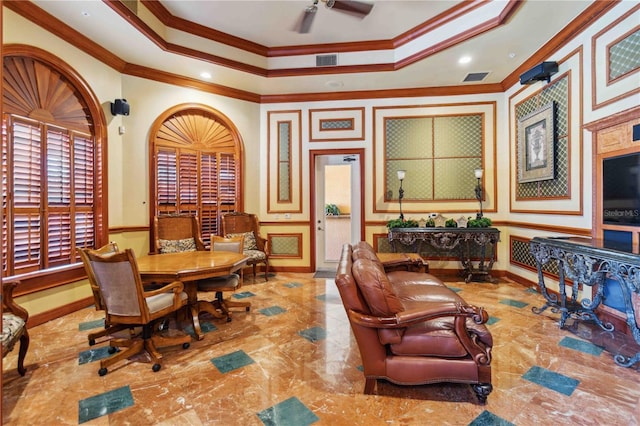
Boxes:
[110,99,130,116]
[519,61,558,85]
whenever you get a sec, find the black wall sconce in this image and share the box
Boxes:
[110,98,130,116]
[474,169,483,219]
[397,170,406,221]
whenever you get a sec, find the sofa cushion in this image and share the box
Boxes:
[352,258,404,316]
[390,318,469,358]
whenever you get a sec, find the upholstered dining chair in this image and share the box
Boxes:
[2,280,29,376]
[152,214,206,254]
[197,235,251,321]
[222,212,270,281]
[77,248,191,375]
[81,242,132,346]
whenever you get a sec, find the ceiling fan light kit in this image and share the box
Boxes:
[298,0,374,34]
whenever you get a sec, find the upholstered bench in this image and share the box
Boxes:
[2,281,29,376]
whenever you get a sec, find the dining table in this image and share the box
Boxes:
[136,250,248,340]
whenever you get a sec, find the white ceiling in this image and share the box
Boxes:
[26,0,594,97]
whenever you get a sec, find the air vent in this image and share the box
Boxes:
[463,72,489,82]
[316,54,338,67]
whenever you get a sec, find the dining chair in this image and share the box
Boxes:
[222,212,270,281]
[77,248,191,375]
[153,214,206,254]
[80,242,134,346]
[197,235,251,321]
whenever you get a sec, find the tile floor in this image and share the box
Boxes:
[3,272,640,425]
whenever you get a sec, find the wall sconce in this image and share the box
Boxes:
[474,169,483,219]
[397,170,406,221]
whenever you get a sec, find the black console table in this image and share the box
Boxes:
[529,236,640,367]
[387,227,500,283]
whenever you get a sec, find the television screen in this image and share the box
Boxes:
[603,152,640,226]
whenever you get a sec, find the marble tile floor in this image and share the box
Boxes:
[3,272,640,425]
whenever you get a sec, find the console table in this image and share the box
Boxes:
[529,236,640,367]
[387,227,500,283]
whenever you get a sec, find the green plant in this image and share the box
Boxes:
[325,203,340,215]
[386,218,419,229]
[467,216,492,228]
[424,218,435,227]
[445,218,458,228]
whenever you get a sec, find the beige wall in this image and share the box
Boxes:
[3,2,639,317]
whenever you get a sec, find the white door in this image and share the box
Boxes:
[315,154,361,271]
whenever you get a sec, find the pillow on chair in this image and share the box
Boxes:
[158,238,197,254]
[227,232,258,251]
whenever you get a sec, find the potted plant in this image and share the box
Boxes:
[386,218,419,229]
[466,216,492,228]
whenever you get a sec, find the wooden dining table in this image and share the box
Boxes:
[136,250,248,340]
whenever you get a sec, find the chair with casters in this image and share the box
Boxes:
[197,235,251,321]
[2,280,29,376]
[222,212,270,281]
[77,247,191,375]
[81,242,133,346]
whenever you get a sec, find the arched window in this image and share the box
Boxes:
[2,45,107,283]
[149,104,243,250]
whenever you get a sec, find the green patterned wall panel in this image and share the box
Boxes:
[434,115,483,157]
[434,157,482,199]
[385,118,433,159]
[270,235,300,257]
[321,119,352,129]
[386,159,433,200]
[385,114,482,202]
[609,29,640,80]
[516,76,570,199]
[511,238,558,275]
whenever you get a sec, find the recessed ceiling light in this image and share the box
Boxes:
[325,80,343,89]
[508,52,516,59]
[81,11,91,17]
[200,72,212,79]
[458,56,472,64]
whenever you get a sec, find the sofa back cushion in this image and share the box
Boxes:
[352,258,404,316]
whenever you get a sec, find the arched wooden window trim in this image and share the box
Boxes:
[148,103,244,253]
[2,44,108,295]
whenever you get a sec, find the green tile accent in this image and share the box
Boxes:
[257,396,319,426]
[211,350,255,374]
[298,326,326,343]
[78,385,134,424]
[260,306,286,316]
[78,346,118,365]
[232,291,255,299]
[469,410,514,426]
[559,336,604,356]
[522,365,579,396]
[79,318,105,331]
[499,299,529,308]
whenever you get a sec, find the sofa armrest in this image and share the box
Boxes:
[347,302,486,329]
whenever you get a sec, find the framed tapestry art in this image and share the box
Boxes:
[518,102,555,183]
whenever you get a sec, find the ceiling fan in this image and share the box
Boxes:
[298,0,374,34]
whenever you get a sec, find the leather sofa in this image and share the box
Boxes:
[335,242,493,403]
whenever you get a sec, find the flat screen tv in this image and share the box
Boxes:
[603,152,640,226]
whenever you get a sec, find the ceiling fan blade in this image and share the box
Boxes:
[328,0,374,17]
[298,6,317,33]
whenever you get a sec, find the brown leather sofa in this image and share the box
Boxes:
[335,242,493,403]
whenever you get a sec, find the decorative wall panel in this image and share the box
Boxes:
[510,236,559,277]
[373,103,496,217]
[269,234,302,258]
[592,5,640,109]
[509,49,582,214]
[309,107,364,142]
[267,110,301,213]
